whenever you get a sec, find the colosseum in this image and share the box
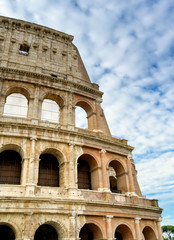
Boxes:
[0,16,163,240]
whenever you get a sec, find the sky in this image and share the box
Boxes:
[0,0,174,226]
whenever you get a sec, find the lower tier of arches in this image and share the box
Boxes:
[0,213,163,240]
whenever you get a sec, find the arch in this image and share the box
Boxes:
[0,221,21,239]
[75,100,95,130]
[0,150,22,185]
[3,92,28,118]
[5,86,30,101]
[114,223,134,240]
[79,223,103,240]
[41,99,60,123]
[40,93,64,124]
[0,225,15,240]
[75,106,88,129]
[75,100,93,115]
[0,144,24,158]
[33,220,66,240]
[42,93,64,108]
[38,153,59,187]
[77,154,99,190]
[40,148,65,165]
[108,160,128,193]
[142,226,157,240]
[34,224,58,240]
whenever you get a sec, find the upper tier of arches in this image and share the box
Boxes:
[0,85,111,135]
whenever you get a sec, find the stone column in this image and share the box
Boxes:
[29,86,40,122]
[25,137,37,195]
[100,149,110,191]
[105,215,114,240]
[28,137,37,184]
[69,212,77,240]
[134,217,141,240]
[68,143,77,189]
[33,158,40,185]
[156,218,163,240]
[23,212,33,240]
[59,161,69,188]
[65,91,75,128]
[0,98,6,117]
[127,154,135,193]
[21,158,30,185]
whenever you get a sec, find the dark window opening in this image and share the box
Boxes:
[115,232,123,240]
[0,150,21,185]
[19,44,30,56]
[79,225,93,240]
[110,176,118,193]
[38,154,59,187]
[34,224,58,240]
[78,158,91,190]
[0,225,15,240]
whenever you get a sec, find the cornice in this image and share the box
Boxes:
[0,15,74,42]
[0,196,162,215]
[0,119,134,152]
[0,67,103,98]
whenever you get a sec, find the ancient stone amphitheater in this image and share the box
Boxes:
[0,16,163,240]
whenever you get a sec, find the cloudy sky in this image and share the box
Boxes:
[1,0,174,226]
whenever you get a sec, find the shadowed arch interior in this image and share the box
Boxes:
[0,225,15,240]
[0,150,22,184]
[79,223,103,240]
[78,158,91,190]
[143,226,157,240]
[115,224,134,240]
[38,153,59,187]
[77,153,99,190]
[34,224,58,240]
[109,160,127,193]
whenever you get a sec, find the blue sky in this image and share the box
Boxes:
[0,0,174,226]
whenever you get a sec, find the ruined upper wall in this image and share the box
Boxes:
[0,16,91,86]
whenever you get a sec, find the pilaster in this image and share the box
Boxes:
[100,149,110,190]
[156,218,163,240]
[127,154,135,193]
[105,215,114,240]
[134,217,141,240]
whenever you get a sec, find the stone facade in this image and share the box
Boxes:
[0,16,163,240]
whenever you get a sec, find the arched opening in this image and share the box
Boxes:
[34,224,58,240]
[143,226,157,240]
[0,150,22,185]
[3,93,28,118]
[115,224,134,240]
[77,154,99,190]
[75,106,88,129]
[75,101,94,130]
[0,225,15,240]
[78,158,91,190]
[41,99,59,123]
[109,160,127,193]
[79,223,103,240]
[38,154,59,187]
